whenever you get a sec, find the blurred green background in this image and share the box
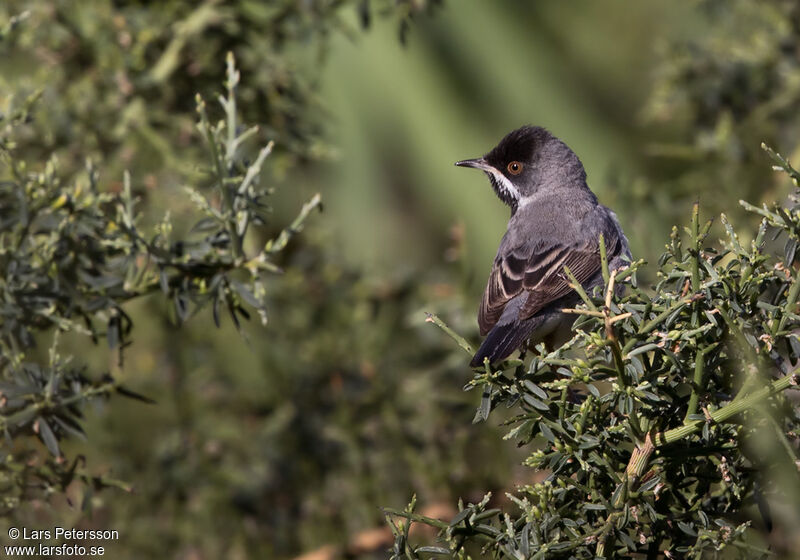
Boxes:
[4,0,800,558]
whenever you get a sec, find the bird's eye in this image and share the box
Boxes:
[507,161,523,175]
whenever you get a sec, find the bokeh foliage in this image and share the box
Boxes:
[2,2,509,559]
[0,48,322,516]
[0,0,442,178]
[641,0,800,234]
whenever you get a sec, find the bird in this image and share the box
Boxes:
[455,126,630,368]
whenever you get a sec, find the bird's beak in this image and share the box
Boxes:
[455,158,494,172]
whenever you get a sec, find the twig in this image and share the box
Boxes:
[424,313,474,354]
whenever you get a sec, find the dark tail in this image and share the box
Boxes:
[470,318,535,368]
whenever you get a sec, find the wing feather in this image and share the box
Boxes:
[478,230,620,335]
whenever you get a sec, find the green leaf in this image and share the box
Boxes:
[116,385,156,404]
[539,423,555,442]
[522,380,548,400]
[473,388,492,423]
[37,418,60,457]
[449,507,473,527]
[415,547,450,555]
[522,393,550,412]
[231,280,262,308]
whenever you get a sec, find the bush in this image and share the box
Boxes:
[0,51,320,516]
[388,151,800,558]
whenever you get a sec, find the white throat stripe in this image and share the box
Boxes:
[489,170,521,201]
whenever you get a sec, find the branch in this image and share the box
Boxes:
[656,371,800,446]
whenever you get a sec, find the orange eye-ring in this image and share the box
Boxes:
[507,161,523,175]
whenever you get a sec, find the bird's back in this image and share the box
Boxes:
[472,191,629,367]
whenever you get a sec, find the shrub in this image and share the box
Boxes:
[388,149,800,558]
[0,52,320,516]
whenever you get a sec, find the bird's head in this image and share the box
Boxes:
[455,126,587,210]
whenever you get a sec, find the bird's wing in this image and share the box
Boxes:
[478,231,620,336]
